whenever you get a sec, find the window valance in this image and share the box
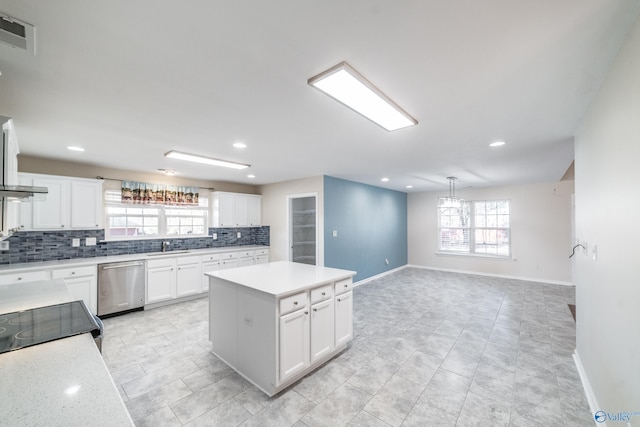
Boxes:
[121,180,199,206]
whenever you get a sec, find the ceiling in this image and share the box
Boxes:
[1,1,639,192]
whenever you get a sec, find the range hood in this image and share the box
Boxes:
[1,116,47,199]
[0,184,48,198]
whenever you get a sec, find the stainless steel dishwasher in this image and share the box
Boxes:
[97,260,146,316]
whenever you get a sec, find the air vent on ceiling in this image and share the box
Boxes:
[0,12,35,55]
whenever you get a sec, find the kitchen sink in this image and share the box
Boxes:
[147,250,190,256]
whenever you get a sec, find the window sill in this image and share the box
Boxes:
[435,251,516,261]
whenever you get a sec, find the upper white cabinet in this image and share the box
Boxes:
[211,192,261,227]
[18,173,103,230]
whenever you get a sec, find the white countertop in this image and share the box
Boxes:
[0,245,269,273]
[0,280,133,426]
[206,261,356,297]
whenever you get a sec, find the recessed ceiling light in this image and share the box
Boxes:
[308,61,417,132]
[489,141,506,147]
[247,174,256,179]
[164,150,250,170]
[233,142,247,149]
[67,146,85,152]
[381,177,390,182]
[406,185,413,189]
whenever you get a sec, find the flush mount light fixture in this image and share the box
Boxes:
[157,168,176,176]
[67,146,85,152]
[247,174,256,179]
[164,150,250,170]
[406,185,413,189]
[308,61,417,132]
[489,141,506,147]
[381,177,390,182]
[233,142,247,149]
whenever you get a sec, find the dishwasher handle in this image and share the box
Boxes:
[100,261,145,270]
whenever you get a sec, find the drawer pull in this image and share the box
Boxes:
[17,277,22,281]
[313,308,317,312]
[304,311,308,315]
[321,292,326,296]
[293,301,298,305]
[337,298,341,302]
[344,284,348,288]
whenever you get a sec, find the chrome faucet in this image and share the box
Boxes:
[161,241,171,252]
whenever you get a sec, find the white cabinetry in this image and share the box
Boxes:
[52,266,98,314]
[146,258,176,303]
[176,256,202,297]
[211,192,262,227]
[18,173,103,230]
[220,251,239,269]
[310,284,334,363]
[279,305,310,382]
[334,279,353,346]
[208,263,354,396]
[0,265,98,315]
[201,253,220,292]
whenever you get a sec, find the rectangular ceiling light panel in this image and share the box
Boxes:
[164,151,249,170]
[308,62,417,131]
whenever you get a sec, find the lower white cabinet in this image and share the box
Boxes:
[176,256,202,297]
[0,267,97,315]
[334,291,353,346]
[146,260,176,303]
[201,254,221,293]
[310,298,335,363]
[51,266,98,315]
[279,308,310,382]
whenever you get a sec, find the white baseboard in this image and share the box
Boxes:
[406,264,573,286]
[353,265,407,287]
[573,350,599,426]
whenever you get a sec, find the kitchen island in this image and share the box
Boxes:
[0,280,133,426]
[206,261,356,396]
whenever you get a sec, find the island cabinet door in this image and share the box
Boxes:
[335,291,353,347]
[279,308,309,383]
[310,298,334,363]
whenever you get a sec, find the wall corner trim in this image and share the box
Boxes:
[573,350,600,426]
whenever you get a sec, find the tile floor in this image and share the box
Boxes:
[101,267,593,426]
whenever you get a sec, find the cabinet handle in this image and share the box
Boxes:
[344,284,348,288]
[304,311,308,315]
[61,225,65,228]
[71,272,75,275]
[293,301,298,305]
[337,298,341,302]
[321,292,326,296]
[313,308,317,312]
[17,277,22,281]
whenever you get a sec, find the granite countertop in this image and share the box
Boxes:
[0,245,269,273]
[0,280,133,426]
[206,261,356,297]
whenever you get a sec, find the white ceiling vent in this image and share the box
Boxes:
[0,12,35,55]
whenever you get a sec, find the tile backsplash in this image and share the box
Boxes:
[0,226,270,265]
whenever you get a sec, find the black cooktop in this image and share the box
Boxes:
[0,301,100,355]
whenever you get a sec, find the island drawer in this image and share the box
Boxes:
[279,292,307,316]
[220,252,239,260]
[334,278,352,296]
[310,284,333,304]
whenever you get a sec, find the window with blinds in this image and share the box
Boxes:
[104,189,208,239]
[438,198,511,257]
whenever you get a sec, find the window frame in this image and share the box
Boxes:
[437,198,511,258]
[104,189,209,241]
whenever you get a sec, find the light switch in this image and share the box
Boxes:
[332,230,338,237]
[85,237,96,246]
[237,232,241,238]
[212,233,218,240]
[72,238,80,247]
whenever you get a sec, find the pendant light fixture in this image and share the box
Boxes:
[438,177,466,208]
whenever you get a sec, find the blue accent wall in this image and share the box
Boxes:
[324,176,407,282]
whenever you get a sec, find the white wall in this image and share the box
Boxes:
[574,15,640,419]
[259,176,324,265]
[408,180,574,284]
